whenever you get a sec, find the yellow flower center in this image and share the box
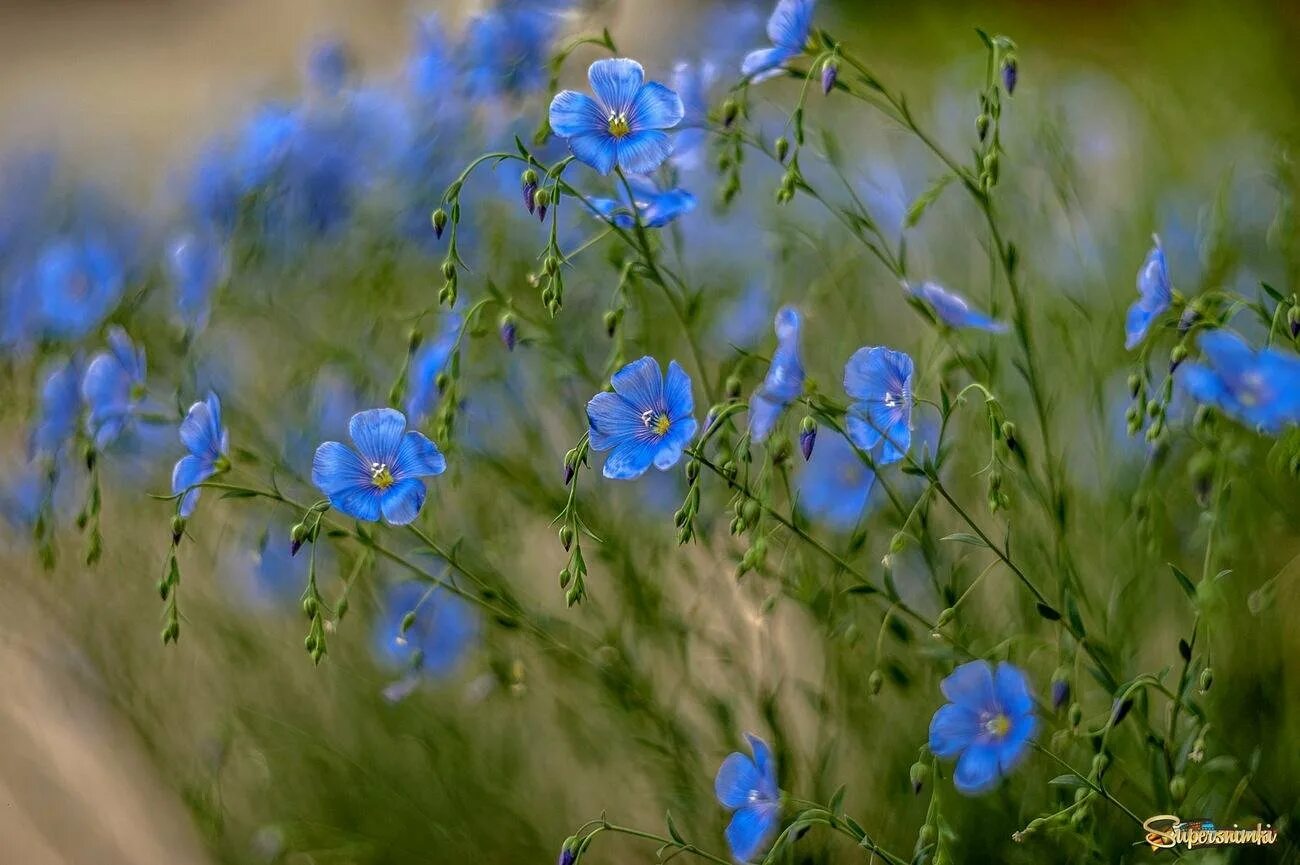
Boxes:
[984,713,1010,738]
[641,410,672,437]
[370,462,395,489]
[607,112,630,138]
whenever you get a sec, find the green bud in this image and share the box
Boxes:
[935,607,956,628]
[441,260,456,281]
[1199,667,1213,693]
[976,113,990,141]
[1170,774,1186,802]
[868,669,884,695]
[775,136,790,163]
[1068,702,1082,728]
[534,187,551,209]
[909,761,929,795]
[889,532,907,554]
[722,98,738,127]
[559,568,571,589]
[400,611,417,634]
[431,208,448,237]
[558,524,574,551]
[725,374,743,399]
[302,596,318,619]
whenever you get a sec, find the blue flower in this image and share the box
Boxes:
[171,392,229,518]
[32,236,124,339]
[549,58,685,176]
[408,14,456,100]
[797,431,875,529]
[31,358,81,457]
[671,61,716,171]
[463,2,561,99]
[586,357,698,480]
[167,230,227,333]
[375,580,479,680]
[306,39,352,95]
[0,461,44,531]
[908,282,1007,333]
[81,327,147,450]
[1125,238,1173,350]
[312,408,447,525]
[844,346,914,464]
[587,176,697,229]
[749,306,804,441]
[742,0,815,82]
[405,311,461,424]
[1181,331,1300,433]
[714,733,781,862]
[928,660,1037,795]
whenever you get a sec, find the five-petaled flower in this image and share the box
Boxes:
[1125,237,1172,350]
[844,346,914,464]
[586,357,697,479]
[312,408,447,524]
[1181,330,1300,433]
[549,58,684,175]
[928,660,1037,795]
[82,326,147,450]
[742,0,816,83]
[908,281,1007,333]
[749,306,805,441]
[714,733,781,862]
[172,392,230,517]
[587,175,697,229]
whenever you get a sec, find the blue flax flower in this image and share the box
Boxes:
[714,733,781,862]
[306,39,352,96]
[463,1,561,99]
[749,306,804,441]
[81,327,146,450]
[671,61,716,171]
[405,310,461,424]
[312,408,447,525]
[1125,238,1172,350]
[1181,330,1300,433]
[549,58,685,176]
[167,230,227,333]
[742,0,815,82]
[588,176,696,229]
[844,346,914,464]
[32,358,81,457]
[375,581,479,678]
[586,357,698,479]
[928,660,1037,795]
[798,432,875,529]
[32,236,125,339]
[171,392,230,517]
[908,282,1007,333]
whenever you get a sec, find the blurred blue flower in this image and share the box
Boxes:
[307,39,352,96]
[406,310,461,424]
[31,357,81,457]
[549,59,685,176]
[844,346,914,464]
[797,431,875,529]
[375,580,479,679]
[714,733,780,862]
[463,1,562,99]
[1181,330,1300,433]
[587,176,697,229]
[172,392,229,518]
[928,660,1037,795]
[312,408,447,524]
[82,327,147,450]
[408,14,455,99]
[586,357,698,480]
[0,461,44,531]
[908,282,1007,333]
[742,0,815,82]
[717,281,772,348]
[671,61,716,171]
[31,236,124,339]
[749,306,804,441]
[167,231,227,333]
[1125,238,1172,350]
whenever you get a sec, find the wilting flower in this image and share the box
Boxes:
[844,346,914,464]
[1181,330,1300,433]
[714,733,781,862]
[405,311,461,424]
[928,660,1037,795]
[171,392,230,517]
[31,358,81,457]
[1125,238,1172,350]
[798,431,875,529]
[908,282,1007,333]
[31,236,125,339]
[82,327,147,449]
[312,408,447,524]
[549,58,685,175]
[742,0,815,82]
[587,176,697,229]
[167,230,227,333]
[586,357,697,479]
[375,580,479,699]
[749,306,804,441]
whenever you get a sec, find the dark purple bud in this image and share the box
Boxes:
[558,848,576,865]
[431,208,447,239]
[1178,307,1199,333]
[800,429,816,461]
[1051,678,1070,712]
[537,203,548,222]
[1111,696,1133,726]
[290,522,308,556]
[523,181,537,214]
[1289,306,1300,338]
[1001,58,1018,95]
[821,60,838,95]
[499,313,518,351]
[563,462,575,486]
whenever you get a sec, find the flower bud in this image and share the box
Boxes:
[499,313,518,351]
[821,58,838,94]
[535,187,551,221]
[171,514,186,545]
[559,524,574,551]
[302,595,318,619]
[558,837,578,865]
[909,761,929,795]
[290,522,308,556]
[1001,57,1018,94]
[725,374,743,399]
[775,136,790,163]
[1050,667,1070,711]
[868,669,883,695]
[1290,305,1300,338]
[1199,667,1213,693]
[722,98,738,127]
[432,208,448,239]
[1170,343,1188,372]
[799,417,817,461]
[559,567,571,588]
[1170,774,1186,803]
[976,113,990,141]
[1128,373,1142,397]
[400,610,417,634]
[522,169,539,214]
[935,607,955,628]
[1068,702,1082,728]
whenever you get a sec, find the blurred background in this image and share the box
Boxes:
[2,0,1300,863]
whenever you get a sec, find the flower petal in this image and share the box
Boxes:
[767,0,815,50]
[548,90,605,139]
[845,410,881,451]
[745,733,779,798]
[725,802,779,862]
[392,430,447,479]
[663,360,694,420]
[611,356,664,411]
[741,47,791,81]
[312,440,371,494]
[749,391,784,442]
[996,713,1037,773]
[588,58,644,113]
[941,660,997,711]
[994,662,1034,717]
[328,482,384,522]
[628,81,684,131]
[614,130,673,175]
[714,753,764,809]
[953,742,1001,795]
[586,391,644,452]
[568,132,618,175]
[877,416,911,464]
[928,703,980,758]
[602,438,658,479]
[348,408,406,466]
[380,477,427,525]
[179,394,220,458]
[1124,299,1157,350]
[172,454,215,517]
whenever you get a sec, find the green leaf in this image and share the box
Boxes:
[1035,602,1062,621]
[904,174,954,229]
[1048,774,1088,788]
[940,532,989,547]
[665,811,686,845]
[829,785,846,818]
[1168,563,1196,600]
[845,583,879,595]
